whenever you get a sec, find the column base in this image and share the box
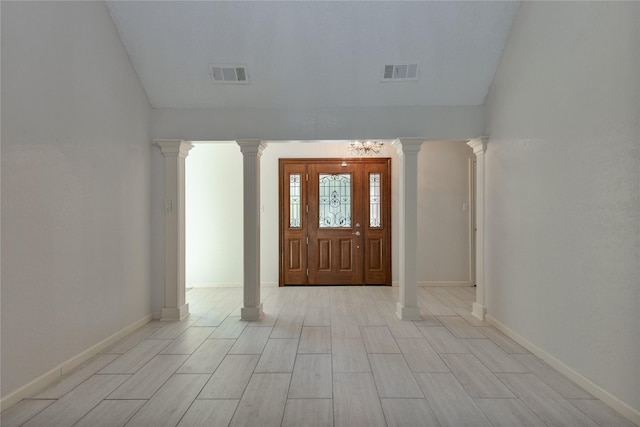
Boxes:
[161,303,190,321]
[396,302,421,320]
[472,302,486,321]
[241,303,263,321]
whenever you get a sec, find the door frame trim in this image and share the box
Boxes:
[467,137,487,320]
[278,157,392,286]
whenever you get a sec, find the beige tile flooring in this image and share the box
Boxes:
[2,286,637,427]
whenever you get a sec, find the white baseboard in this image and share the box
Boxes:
[392,281,473,287]
[192,282,243,288]
[193,282,475,288]
[418,281,473,287]
[0,313,153,411]
[472,302,486,321]
[190,282,278,288]
[486,314,640,426]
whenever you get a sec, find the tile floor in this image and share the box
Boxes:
[2,286,636,427]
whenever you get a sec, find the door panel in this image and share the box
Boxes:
[280,162,308,285]
[317,239,331,271]
[308,162,363,285]
[339,239,353,271]
[279,158,391,286]
[362,161,391,285]
[289,239,303,270]
[368,238,383,271]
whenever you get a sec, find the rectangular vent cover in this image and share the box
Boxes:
[382,63,419,82]
[210,65,249,84]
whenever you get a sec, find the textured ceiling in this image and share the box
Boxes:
[106,1,520,109]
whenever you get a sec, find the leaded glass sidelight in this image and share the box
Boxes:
[289,174,301,228]
[319,173,351,227]
[369,173,381,227]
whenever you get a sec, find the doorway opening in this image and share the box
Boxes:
[279,158,392,286]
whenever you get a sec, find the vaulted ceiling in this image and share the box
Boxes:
[106,1,520,110]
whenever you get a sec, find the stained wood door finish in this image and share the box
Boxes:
[279,158,391,286]
[307,162,364,285]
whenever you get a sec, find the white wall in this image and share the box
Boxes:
[418,141,474,284]
[484,1,639,416]
[186,143,243,286]
[184,140,473,287]
[152,106,484,142]
[1,1,152,401]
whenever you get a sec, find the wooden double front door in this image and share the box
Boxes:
[279,158,391,286]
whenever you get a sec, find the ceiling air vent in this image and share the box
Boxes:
[210,65,250,84]
[381,63,419,82]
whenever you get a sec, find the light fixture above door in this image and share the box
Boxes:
[348,140,384,156]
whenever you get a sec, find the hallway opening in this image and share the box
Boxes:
[185,140,476,290]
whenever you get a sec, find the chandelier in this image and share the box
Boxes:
[348,140,384,156]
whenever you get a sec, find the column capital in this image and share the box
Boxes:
[467,137,488,155]
[237,140,266,156]
[392,138,425,156]
[155,139,194,157]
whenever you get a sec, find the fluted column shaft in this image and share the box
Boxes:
[237,140,266,320]
[156,139,193,321]
[392,138,424,320]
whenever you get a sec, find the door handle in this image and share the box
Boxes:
[352,231,361,236]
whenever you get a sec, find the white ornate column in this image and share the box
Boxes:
[467,137,488,320]
[237,140,266,321]
[392,138,424,320]
[155,139,194,321]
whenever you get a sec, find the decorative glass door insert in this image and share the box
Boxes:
[318,173,351,228]
[289,174,301,228]
[369,173,381,228]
